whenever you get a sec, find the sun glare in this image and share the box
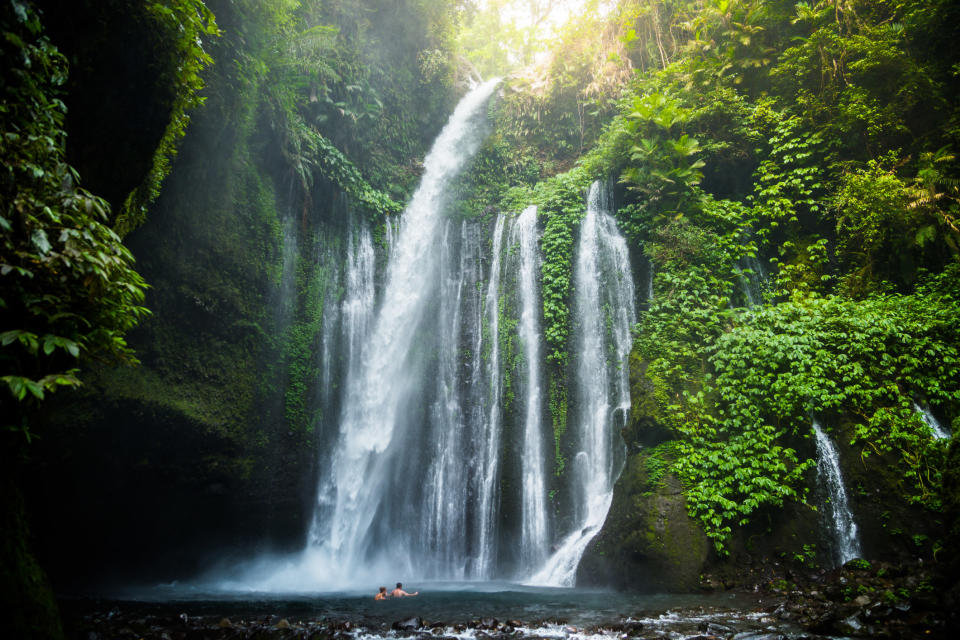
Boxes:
[482,0,616,39]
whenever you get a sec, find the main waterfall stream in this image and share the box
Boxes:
[310,79,502,584]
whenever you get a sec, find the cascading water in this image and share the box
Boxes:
[309,217,376,545]
[812,421,861,566]
[529,181,636,587]
[420,221,482,577]
[471,215,507,578]
[512,205,551,574]
[224,80,637,590]
[647,260,654,302]
[736,254,767,307]
[308,79,501,582]
[913,401,950,440]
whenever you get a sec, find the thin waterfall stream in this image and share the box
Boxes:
[513,204,550,575]
[913,401,951,440]
[472,215,507,578]
[812,421,861,566]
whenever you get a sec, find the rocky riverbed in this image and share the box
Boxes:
[60,561,952,640]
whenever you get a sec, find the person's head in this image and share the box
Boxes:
[379,586,386,593]
[396,582,402,589]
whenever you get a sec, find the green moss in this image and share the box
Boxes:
[118,1,221,233]
[643,441,679,494]
[497,286,518,415]
[549,375,568,477]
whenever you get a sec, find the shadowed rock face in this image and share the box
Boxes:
[35,0,187,212]
[577,454,709,592]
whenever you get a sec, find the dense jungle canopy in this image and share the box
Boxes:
[3,0,960,638]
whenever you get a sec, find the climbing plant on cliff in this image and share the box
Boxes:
[117,0,221,233]
[1,1,149,440]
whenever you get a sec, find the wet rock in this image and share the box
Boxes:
[837,613,864,635]
[703,621,733,634]
[620,621,646,636]
[393,616,423,631]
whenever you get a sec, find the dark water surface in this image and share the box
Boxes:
[78,582,765,626]
[59,582,814,640]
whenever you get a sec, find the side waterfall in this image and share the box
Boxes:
[512,205,550,574]
[309,218,377,533]
[913,401,951,440]
[310,80,500,582]
[735,254,767,307]
[812,421,861,566]
[529,182,636,586]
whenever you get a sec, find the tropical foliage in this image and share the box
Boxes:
[1,1,150,441]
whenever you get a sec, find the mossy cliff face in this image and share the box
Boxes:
[580,338,946,591]
[578,449,709,592]
[0,475,63,640]
[29,59,310,585]
[942,436,960,608]
[578,341,707,591]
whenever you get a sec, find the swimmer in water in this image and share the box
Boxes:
[391,582,418,597]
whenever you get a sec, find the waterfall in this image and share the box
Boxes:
[529,181,636,586]
[223,80,644,590]
[913,401,951,440]
[420,221,484,577]
[309,79,500,580]
[340,223,376,396]
[812,421,861,566]
[317,275,340,413]
[309,218,376,545]
[512,205,550,574]
[736,254,767,307]
[472,215,507,578]
[647,260,654,302]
